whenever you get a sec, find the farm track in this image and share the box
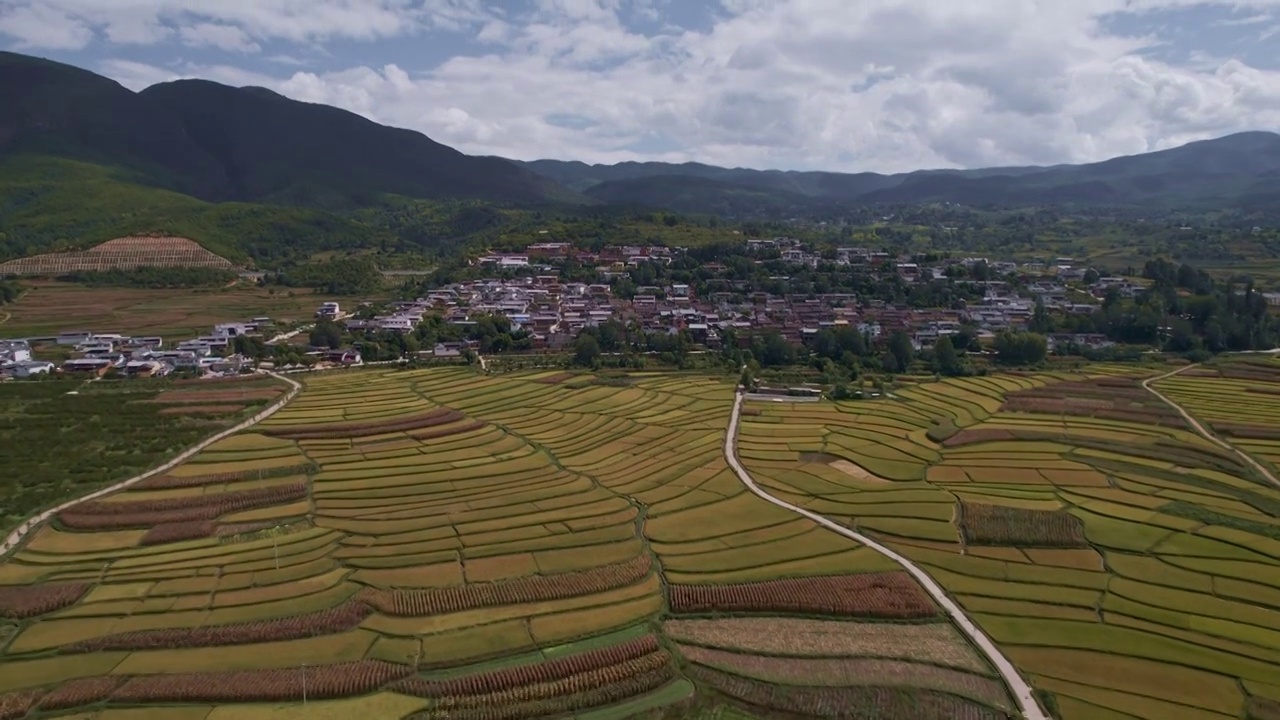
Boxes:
[0,371,303,558]
[1142,363,1280,491]
[724,391,1048,720]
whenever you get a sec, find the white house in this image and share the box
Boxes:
[11,360,54,378]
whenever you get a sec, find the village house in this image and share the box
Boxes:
[0,340,32,363]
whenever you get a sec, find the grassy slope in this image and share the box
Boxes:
[0,155,392,266]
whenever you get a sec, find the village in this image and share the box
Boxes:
[1,238,1161,380]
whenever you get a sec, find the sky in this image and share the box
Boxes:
[2,0,1279,174]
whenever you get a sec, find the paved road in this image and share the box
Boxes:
[1142,364,1280,491]
[0,372,304,558]
[724,391,1048,720]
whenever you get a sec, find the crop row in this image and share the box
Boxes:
[111,659,412,703]
[132,462,317,490]
[402,652,671,711]
[958,503,1088,548]
[155,389,282,403]
[392,635,661,697]
[141,521,216,545]
[0,583,90,619]
[945,425,1248,479]
[38,676,121,712]
[689,665,1010,720]
[1218,364,1280,383]
[360,554,651,616]
[65,600,373,653]
[0,690,41,720]
[668,571,937,618]
[406,667,675,720]
[59,483,307,530]
[1000,378,1186,427]
[408,420,487,440]
[1212,423,1280,441]
[264,409,465,439]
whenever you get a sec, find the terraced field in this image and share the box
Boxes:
[738,366,1280,720]
[0,368,1017,719]
[1153,355,1280,481]
[6,363,1276,719]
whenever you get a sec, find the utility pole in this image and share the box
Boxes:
[301,663,308,705]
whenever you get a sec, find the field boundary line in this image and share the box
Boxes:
[724,390,1048,720]
[1142,363,1280,491]
[0,371,303,558]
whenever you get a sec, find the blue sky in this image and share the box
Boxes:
[2,0,1278,173]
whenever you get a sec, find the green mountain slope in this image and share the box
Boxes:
[0,52,231,199]
[0,155,390,265]
[0,51,570,208]
[522,132,1280,213]
[138,80,571,206]
[0,51,588,264]
[581,174,818,215]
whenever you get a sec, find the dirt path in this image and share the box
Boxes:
[1142,364,1280,491]
[724,391,1048,720]
[0,371,303,558]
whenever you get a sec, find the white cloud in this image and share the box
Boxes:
[0,0,494,49]
[65,0,1280,172]
[180,23,260,53]
[0,4,93,50]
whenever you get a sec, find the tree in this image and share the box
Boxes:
[1029,298,1052,334]
[994,331,1047,366]
[952,327,978,352]
[573,334,601,367]
[887,331,915,373]
[933,335,962,376]
[309,321,343,350]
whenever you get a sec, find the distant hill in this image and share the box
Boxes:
[520,132,1280,213]
[0,52,570,208]
[0,52,588,264]
[581,174,818,216]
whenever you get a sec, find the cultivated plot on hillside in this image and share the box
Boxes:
[0,237,234,276]
[736,367,1280,720]
[0,367,1024,719]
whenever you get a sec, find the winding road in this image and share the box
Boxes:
[723,391,1048,720]
[0,371,303,558]
[1142,364,1280,490]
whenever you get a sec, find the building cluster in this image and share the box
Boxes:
[0,318,282,380]
[1,240,1150,378]
[357,243,1136,354]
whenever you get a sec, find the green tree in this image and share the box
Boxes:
[887,331,915,373]
[933,335,962,376]
[573,334,601,367]
[1029,298,1053,334]
[309,320,343,350]
[994,331,1047,366]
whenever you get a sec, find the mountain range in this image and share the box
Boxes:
[517,132,1280,214]
[1,50,1278,264]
